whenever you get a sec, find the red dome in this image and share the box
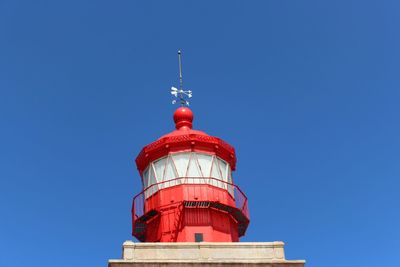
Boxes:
[173,107,193,130]
[160,107,209,138]
[135,107,236,173]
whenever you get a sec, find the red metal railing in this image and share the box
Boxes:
[132,177,249,231]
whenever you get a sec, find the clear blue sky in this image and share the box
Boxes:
[0,1,399,266]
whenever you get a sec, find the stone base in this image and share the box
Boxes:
[108,241,305,267]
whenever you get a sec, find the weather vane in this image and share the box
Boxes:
[171,50,192,106]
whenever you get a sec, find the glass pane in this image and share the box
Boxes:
[142,168,149,188]
[209,156,222,188]
[197,153,212,177]
[148,165,157,187]
[164,155,178,181]
[153,157,167,182]
[171,153,190,177]
[227,168,234,196]
[227,167,233,184]
[218,158,228,182]
[187,153,202,178]
[144,165,159,198]
[210,156,222,180]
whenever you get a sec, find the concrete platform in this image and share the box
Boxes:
[108,241,305,267]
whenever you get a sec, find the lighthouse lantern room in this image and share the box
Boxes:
[132,107,249,242]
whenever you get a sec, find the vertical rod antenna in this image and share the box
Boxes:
[178,50,184,105]
[178,50,183,90]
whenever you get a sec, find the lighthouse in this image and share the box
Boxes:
[132,106,249,242]
[108,52,305,266]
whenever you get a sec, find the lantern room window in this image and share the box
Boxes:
[142,152,234,198]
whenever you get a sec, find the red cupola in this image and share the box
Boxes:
[132,107,249,242]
